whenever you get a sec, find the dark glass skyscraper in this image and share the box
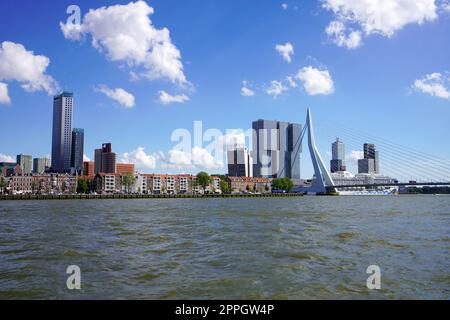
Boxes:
[358,143,379,174]
[363,143,379,174]
[51,92,73,172]
[252,119,301,184]
[71,128,84,175]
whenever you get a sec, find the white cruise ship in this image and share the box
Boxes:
[331,171,398,196]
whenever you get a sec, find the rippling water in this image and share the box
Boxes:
[0,196,449,299]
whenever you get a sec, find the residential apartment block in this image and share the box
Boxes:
[92,173,225,195]
[7,173,77,194]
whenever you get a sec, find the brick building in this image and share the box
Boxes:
[116,163,135,175]
[83,161,95,177]
[227,176,271,194]
[0,163,22,176]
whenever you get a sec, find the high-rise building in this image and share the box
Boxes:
[252,119,301,183]
[94,149,102,174]
[358,158,375,174]
[330,138,346,173]
[330,159,343,173]
[17,154,32,174]
[287,123,302,182]
[83,161,95,177]
[227,147,253,177]
[33,157,50,174]
[357,143,379,174]
[362,143,379,174]
[71,128,84,174]
[94,143,117,174]
[332,138,345,162]
[51,92,73,172]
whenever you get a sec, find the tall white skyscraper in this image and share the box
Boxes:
[51,92,73,172]
[330,138,346,173]
[332,138,345,161]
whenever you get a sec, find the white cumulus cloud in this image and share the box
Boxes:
[217,130,249,150]
[60,0,187,85]
[346,151,364,164]
[83,154,91,162]
[0,153,15,162]
[95,85,135,108]
[281,3,289,10]
[0,41,59,98]
[120,147,158,171]
[120,146,223,172]
[158,90,190,104]
[325,20,362,49]
[275,42,294,63]
[241,81,255,96]
[296,66,334,95]
[323,0,438,49]
[164,147,223,170]
[266,80,288,98]
[0,82,11,105]
[286,76,298,88]
[443,2,450,11]
[412,72,450,99]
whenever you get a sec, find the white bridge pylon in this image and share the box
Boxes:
[299,108,335,194]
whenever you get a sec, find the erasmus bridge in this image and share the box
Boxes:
[296,108,450,194]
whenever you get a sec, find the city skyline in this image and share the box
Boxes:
[1,0,450,179]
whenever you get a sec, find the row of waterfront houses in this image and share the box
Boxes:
[91,173,272,195]
[4,174,77,194]
[0,171,272,195]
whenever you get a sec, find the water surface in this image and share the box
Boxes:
[0,196,448,299]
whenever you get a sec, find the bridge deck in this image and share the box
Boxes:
[333,182,450,189]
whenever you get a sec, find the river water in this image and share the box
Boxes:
[0,196,448,299]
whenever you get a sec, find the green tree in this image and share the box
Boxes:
[77,179,89,194]
[196,171,212,193]
[272,177,294,192]
[219,179,230,194]
[122,173,136,193]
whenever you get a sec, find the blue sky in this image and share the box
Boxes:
[0,0,449,178]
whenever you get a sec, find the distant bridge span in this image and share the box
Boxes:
[333,182,450,189]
